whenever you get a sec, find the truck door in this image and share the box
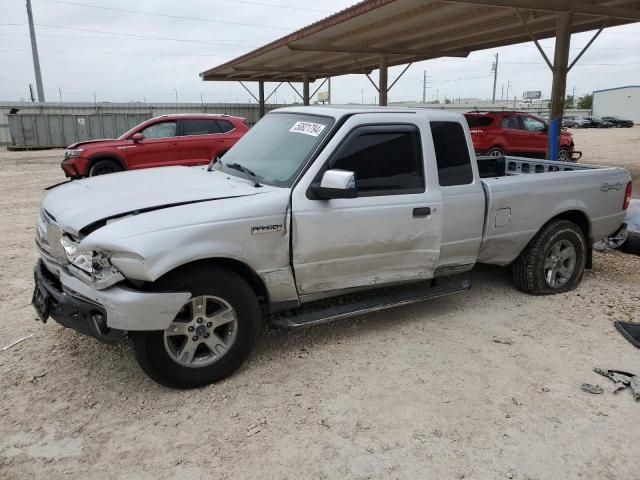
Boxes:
[430,120,485,272]
[291,115,443,297]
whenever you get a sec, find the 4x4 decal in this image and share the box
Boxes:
[600,182,622,192]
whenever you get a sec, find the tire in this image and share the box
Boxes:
[133,266,260,389]
[89,159,123,177]
[619,231,640,255]
[486,146,505,157]
[512,220,587,295]
[558,146,573,162]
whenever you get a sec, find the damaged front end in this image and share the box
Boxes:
[37,209,124,290]
[59,235,124,290]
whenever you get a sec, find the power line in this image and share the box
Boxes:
[0,30,257,44]
[40,0,297,30]
[33,24,258,48]
[0,49,237,58]
[208,0,329,13]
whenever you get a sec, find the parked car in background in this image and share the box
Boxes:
[583,116,614,128]
[601,116,634,128]
[61,114,249,178]
[464,111,578,161]
[562,115,589,128]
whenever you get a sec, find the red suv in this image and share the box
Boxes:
[464,111,578,162]
[61,114,249,178]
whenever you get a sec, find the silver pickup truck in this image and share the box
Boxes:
[33,106,632,388]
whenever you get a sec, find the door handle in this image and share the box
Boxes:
[413,207,431,217]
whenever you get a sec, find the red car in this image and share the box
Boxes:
[61,114,249,178]
[464,111,578,162]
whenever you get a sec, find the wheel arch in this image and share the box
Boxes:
[547,209,590,241]
[86,154,126,176]
[154,257,270,306]
[517,209,591,269]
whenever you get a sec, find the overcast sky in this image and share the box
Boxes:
[1,0,640,104]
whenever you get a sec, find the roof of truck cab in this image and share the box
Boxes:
[270,105,466,121]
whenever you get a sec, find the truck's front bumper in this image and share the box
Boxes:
[33,259,191,339]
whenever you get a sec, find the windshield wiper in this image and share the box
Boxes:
[225,162,262,187]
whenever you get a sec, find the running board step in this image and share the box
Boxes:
[271,278,471,330]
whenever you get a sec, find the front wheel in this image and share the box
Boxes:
[486,146,505,157]
[89,159,123,176]
[558,146,573,162]
[133,266,259,389]
[512,220,586,295]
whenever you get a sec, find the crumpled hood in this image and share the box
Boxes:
[42,166,267,235]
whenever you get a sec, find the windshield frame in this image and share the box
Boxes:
[216,112,336,188]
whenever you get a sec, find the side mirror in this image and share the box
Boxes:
[132,132,144,143]
[310,169,357,200]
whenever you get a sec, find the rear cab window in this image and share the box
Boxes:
[430,121,474,187]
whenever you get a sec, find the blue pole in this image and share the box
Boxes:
[548,119,559,161]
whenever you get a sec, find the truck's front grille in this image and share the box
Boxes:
[36,209,68,265]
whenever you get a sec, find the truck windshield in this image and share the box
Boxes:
[217,113,333,187]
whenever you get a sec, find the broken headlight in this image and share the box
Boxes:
[60,236,124,289]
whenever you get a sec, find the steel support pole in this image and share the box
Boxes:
[379,54,388,106]
[26,0,45,102]
[302,73,310,106]
[548,12,572,160]
[258,80,265,118]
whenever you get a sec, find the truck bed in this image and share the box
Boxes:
[477,155,600,178]
[476,155,630,266]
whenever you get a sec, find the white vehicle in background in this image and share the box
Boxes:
[33,106,632,388]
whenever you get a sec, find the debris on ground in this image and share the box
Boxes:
[581,383,604,394]
[1,333,33,351]
[614,321,640,349]
[593,368,640,401]
[492,336,514,345]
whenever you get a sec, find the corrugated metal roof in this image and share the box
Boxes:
[593,85,640,94]
[200,0,640,83]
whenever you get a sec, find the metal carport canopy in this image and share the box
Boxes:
[200,0,640,156]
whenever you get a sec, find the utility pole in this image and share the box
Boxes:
[491,53,499,104]
[328,77,331,104]
[501,84,504,101]
[174,88,178,103]
[423,70,427,103]
[26,0,45,102]
[58,87,62,102]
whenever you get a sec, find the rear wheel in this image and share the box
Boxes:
[486,146,505,157]
[133,266,259,389]
[89,159,122,177]
[512,220,586,295]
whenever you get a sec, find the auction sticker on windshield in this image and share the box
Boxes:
[289,121,326,137]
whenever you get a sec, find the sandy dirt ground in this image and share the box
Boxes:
[1,129,639,480]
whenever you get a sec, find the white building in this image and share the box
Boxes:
[593,86,640,123]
